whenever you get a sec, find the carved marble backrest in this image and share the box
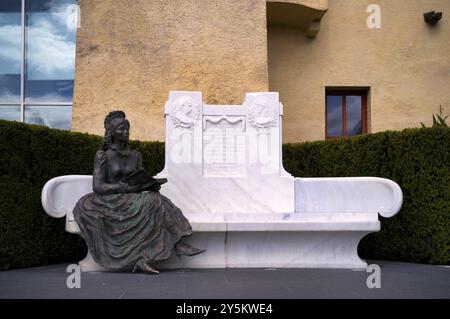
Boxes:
[156,91,294,215]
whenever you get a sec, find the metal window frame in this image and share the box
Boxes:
[20,0,25,122]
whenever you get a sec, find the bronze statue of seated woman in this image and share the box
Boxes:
[73,111,205,274]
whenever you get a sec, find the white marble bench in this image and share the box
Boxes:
[41,91,402,270]
[42,175,402,270]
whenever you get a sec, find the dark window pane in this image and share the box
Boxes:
[0,75,20,103]
[346,95,362,136]
[0,10,21,103]
[26,0,76,12]
[25,105,72,129]
[327,95,343,137]
[0,105,20,122]
[0,0,21,11]
[25,80,74,103]
[25,0,77,103]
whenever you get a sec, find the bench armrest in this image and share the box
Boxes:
[295,177,403,218]
[41,175,93,218]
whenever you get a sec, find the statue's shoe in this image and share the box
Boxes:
[132,259,159,274]
[175,242,206,257]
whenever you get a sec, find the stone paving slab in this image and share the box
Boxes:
[0,261,449,299]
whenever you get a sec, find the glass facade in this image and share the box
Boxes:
[0,0,77,130]
[0,1,21,104]
[0,105,21,121]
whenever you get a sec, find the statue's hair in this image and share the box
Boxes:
[102,110,128,151]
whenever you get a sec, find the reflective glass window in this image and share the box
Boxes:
[0,0,21,103]
[326,90,367,139]
[0,105,21,122]
[25,105,72,129]
[25,0,77,103]
[326,95,343,138]
[346,96,362,136]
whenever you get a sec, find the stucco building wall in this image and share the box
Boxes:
[72,0,269,141]
[72,0,449,143]
[269,0,450,142]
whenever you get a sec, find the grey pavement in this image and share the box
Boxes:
[0,261,449,299]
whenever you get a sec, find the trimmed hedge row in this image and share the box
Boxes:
[0,119,448,269]
[0,120,164,270]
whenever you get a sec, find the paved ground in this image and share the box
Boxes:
[0,261,449,299]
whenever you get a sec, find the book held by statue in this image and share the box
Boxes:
[122,169,167,190]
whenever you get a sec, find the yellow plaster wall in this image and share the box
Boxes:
[269,0,450,142]
[72,0,269,141]
[72,0,449,143]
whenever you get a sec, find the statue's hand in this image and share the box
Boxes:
[118,182,136,193]
[149,184,161,192]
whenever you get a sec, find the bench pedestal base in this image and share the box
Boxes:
[79,230,376,271]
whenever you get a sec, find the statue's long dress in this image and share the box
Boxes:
[73,146,192,271]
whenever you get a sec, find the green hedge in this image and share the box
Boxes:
[0,119,448,269]
[0,120,164,270]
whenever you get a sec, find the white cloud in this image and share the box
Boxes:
[0,24,21,74]
[25,91,72,103]
[26,12,76,80]
[0,11,77,79]
[25,105,72,129]
[0,89,20,102]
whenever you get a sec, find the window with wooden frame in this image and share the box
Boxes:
[326,90,368,139]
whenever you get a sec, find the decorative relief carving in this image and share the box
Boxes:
[247,97,278,132]
[170,96,201,129]
[203,116,247,177]
[203,116,246,131]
